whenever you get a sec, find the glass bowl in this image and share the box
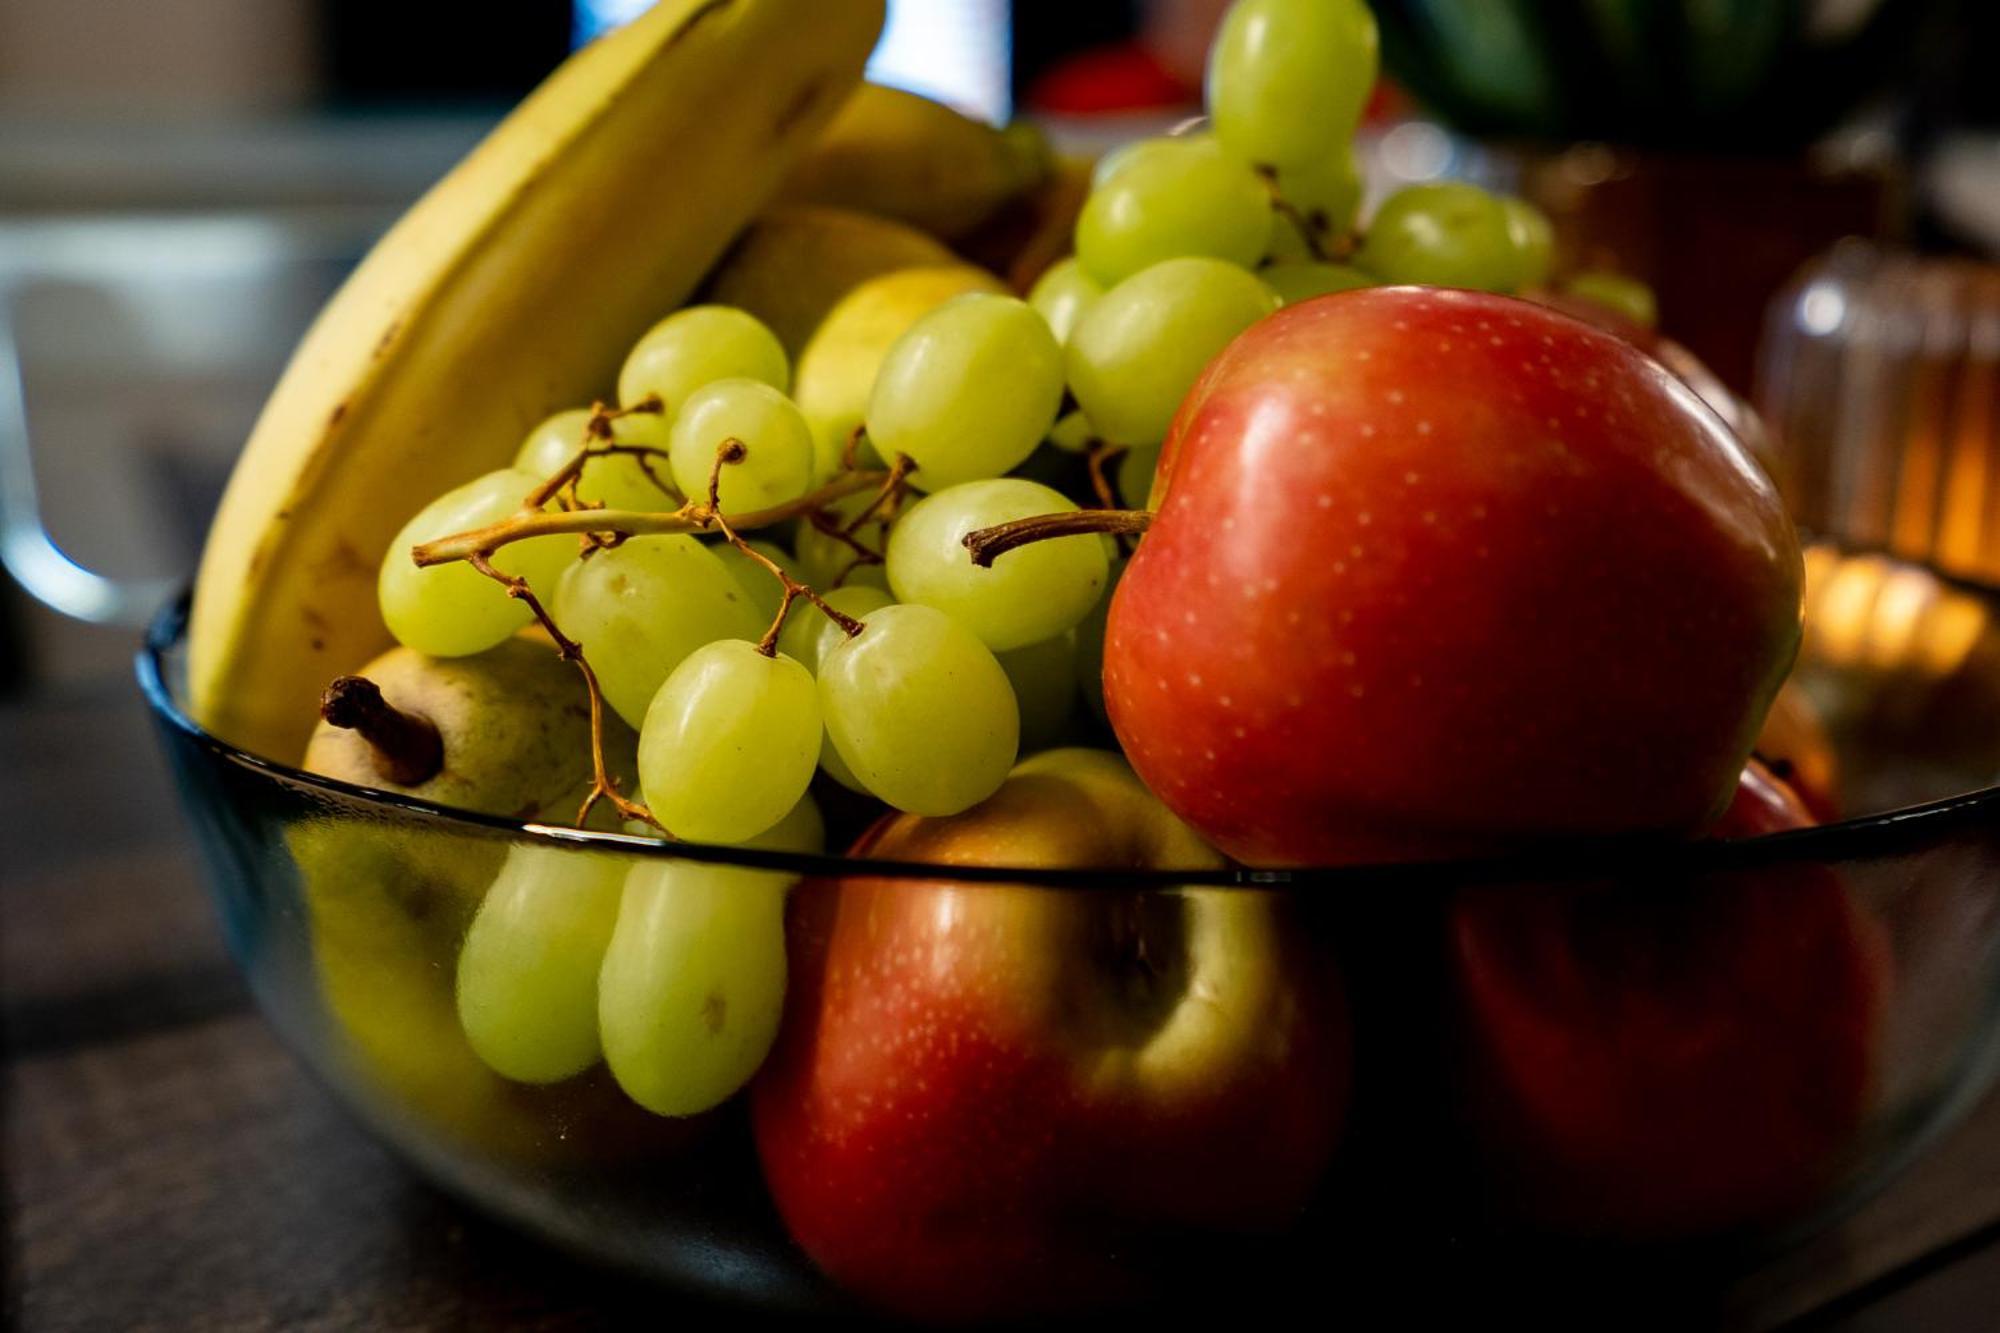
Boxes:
[139,545,2000,1323]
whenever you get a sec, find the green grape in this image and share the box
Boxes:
[1075,559,1124,723]
[598,859,791,1117]
[1067,256,1279,447]
[1092,137,1170,189]
[819,731,868,792]
[455,846,623,1084]
[1116,444,1164,509]
[1074,137,1272,287]
[596,784,818,1116]
[775,584,894,675]
[1206,0,1378,170]
[770,578,898,792]
[513,407,678,514]
[668,378,815,516]
[707,539,801,624]
[886,479,1107,652]
[379,468,574,657]
[1267,147,1363,262]
[793,491,892,591]
[1566,271,1658,328]
[998,631,1079,753]
[751,790,827,855]
[1355,182,1520,292]
[553,535,765,727]
[1027,257,1104,346]
[617,305,788,415]
[819,603,1019,815]
[1501,196,1556,290]
[1261,260,1374,307]
[1048,408,1097,455]
[639,639,820,846]
[867,293,1064,493]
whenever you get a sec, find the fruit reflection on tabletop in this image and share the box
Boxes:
[752,751,1349,1322]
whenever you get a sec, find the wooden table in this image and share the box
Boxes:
[9,667,2000,1329]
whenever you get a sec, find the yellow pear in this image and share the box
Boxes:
[699,205,959,356]
[301,633,634,823]
[793,264,1007,476]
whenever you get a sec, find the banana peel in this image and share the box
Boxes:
[189,0,884,761]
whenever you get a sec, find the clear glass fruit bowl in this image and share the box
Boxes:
[140,544,2000,1324]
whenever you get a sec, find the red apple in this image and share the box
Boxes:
[1449,760,1892,1236]
[751,749,1349,1321]
[1530,287,1776,465]
[1755,679,1842,821]
[1105,286,1802,865]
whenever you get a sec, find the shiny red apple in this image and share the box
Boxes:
[1449,761,1892,1236]
[1105,286,1803,865]
[750,750,1350,1321]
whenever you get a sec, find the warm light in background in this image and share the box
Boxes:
[574,0,1012,123]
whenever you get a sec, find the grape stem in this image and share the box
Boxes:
[410,467,888,567]
[406,418,892,830]
[699,438,872,654]
[1258,165,1331,264]
[963,508,1155,567]
[526,396,672,512]
[318,675,443,786]
[1257,166,1360,264]
[465,551,667,833]
[1084,442,1141,557]
[803,507,887,587]
[843,450,917,536]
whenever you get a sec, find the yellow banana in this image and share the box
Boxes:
[778,82,1049,242]
[189,0,884,761]
[700,204,958,356]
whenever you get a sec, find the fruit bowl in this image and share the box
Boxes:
[141,543,2000,1322]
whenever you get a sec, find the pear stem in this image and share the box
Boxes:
[319,676,444,786]
[963,508,1156,568]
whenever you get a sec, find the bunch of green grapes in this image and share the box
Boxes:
[1022,0,1593,476]
[375,0,1676,1130]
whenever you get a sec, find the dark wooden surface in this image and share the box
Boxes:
[9,641,2000,1330]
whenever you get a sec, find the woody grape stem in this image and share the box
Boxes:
[464,551,665,833]
[963,509,1155,567]
[700,439,870,652]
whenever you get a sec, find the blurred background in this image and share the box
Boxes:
[4,0,2000,694]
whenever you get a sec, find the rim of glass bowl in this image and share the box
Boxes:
[139,590,2000,893]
